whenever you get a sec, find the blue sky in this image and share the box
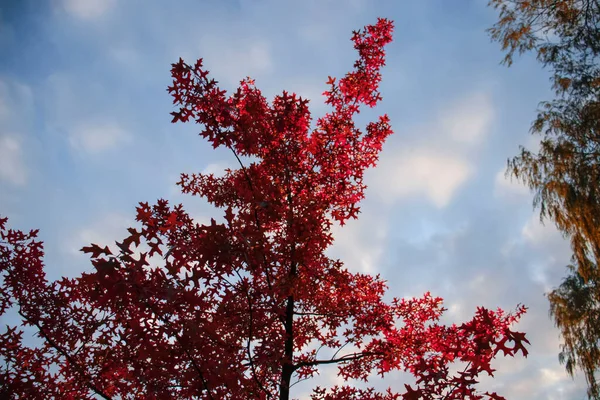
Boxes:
[0,0,590,398]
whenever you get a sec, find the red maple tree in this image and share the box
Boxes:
[0,18,529,399]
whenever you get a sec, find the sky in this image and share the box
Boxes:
[0,0,591,398]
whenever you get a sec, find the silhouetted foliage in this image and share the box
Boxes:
[489,0,600,397]
[548,266,600,398]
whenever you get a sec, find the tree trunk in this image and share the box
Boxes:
[278,293,295,400]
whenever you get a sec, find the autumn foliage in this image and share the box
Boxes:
[1,19,529,399]
[489,1,600,397]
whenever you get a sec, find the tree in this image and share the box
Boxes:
[488,0,600,397]
[1,19,529,399]
[548,266,600,398]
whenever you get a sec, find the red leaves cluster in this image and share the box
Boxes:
[0,18,528,399]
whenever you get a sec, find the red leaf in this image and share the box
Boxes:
[0,18,528,400]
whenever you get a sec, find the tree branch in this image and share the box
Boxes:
[293,351,380,371]
[19,311,113,400]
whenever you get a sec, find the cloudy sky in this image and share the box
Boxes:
[0,0,590,398]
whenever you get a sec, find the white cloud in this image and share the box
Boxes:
[372,149,472,208]
[440,92,494,146]
[367,91,494,208]
[198,38,272,86]
[520,213,572,290]
[66,212,133,256]
[202,162,231,178]
[525,134,543,153]
[0,135,27,186]
[494,168,530,199]
[328,212,387,274]
[61,0,115,19]
[42,75,133,154]
[284,80,325,107]
[497,363,584,400]
[521,213,563,247]
[444,300,483,324]
[0,81,33,187]
[69,122,131,153]
[540,367,567,386]
[64,212,167,277]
